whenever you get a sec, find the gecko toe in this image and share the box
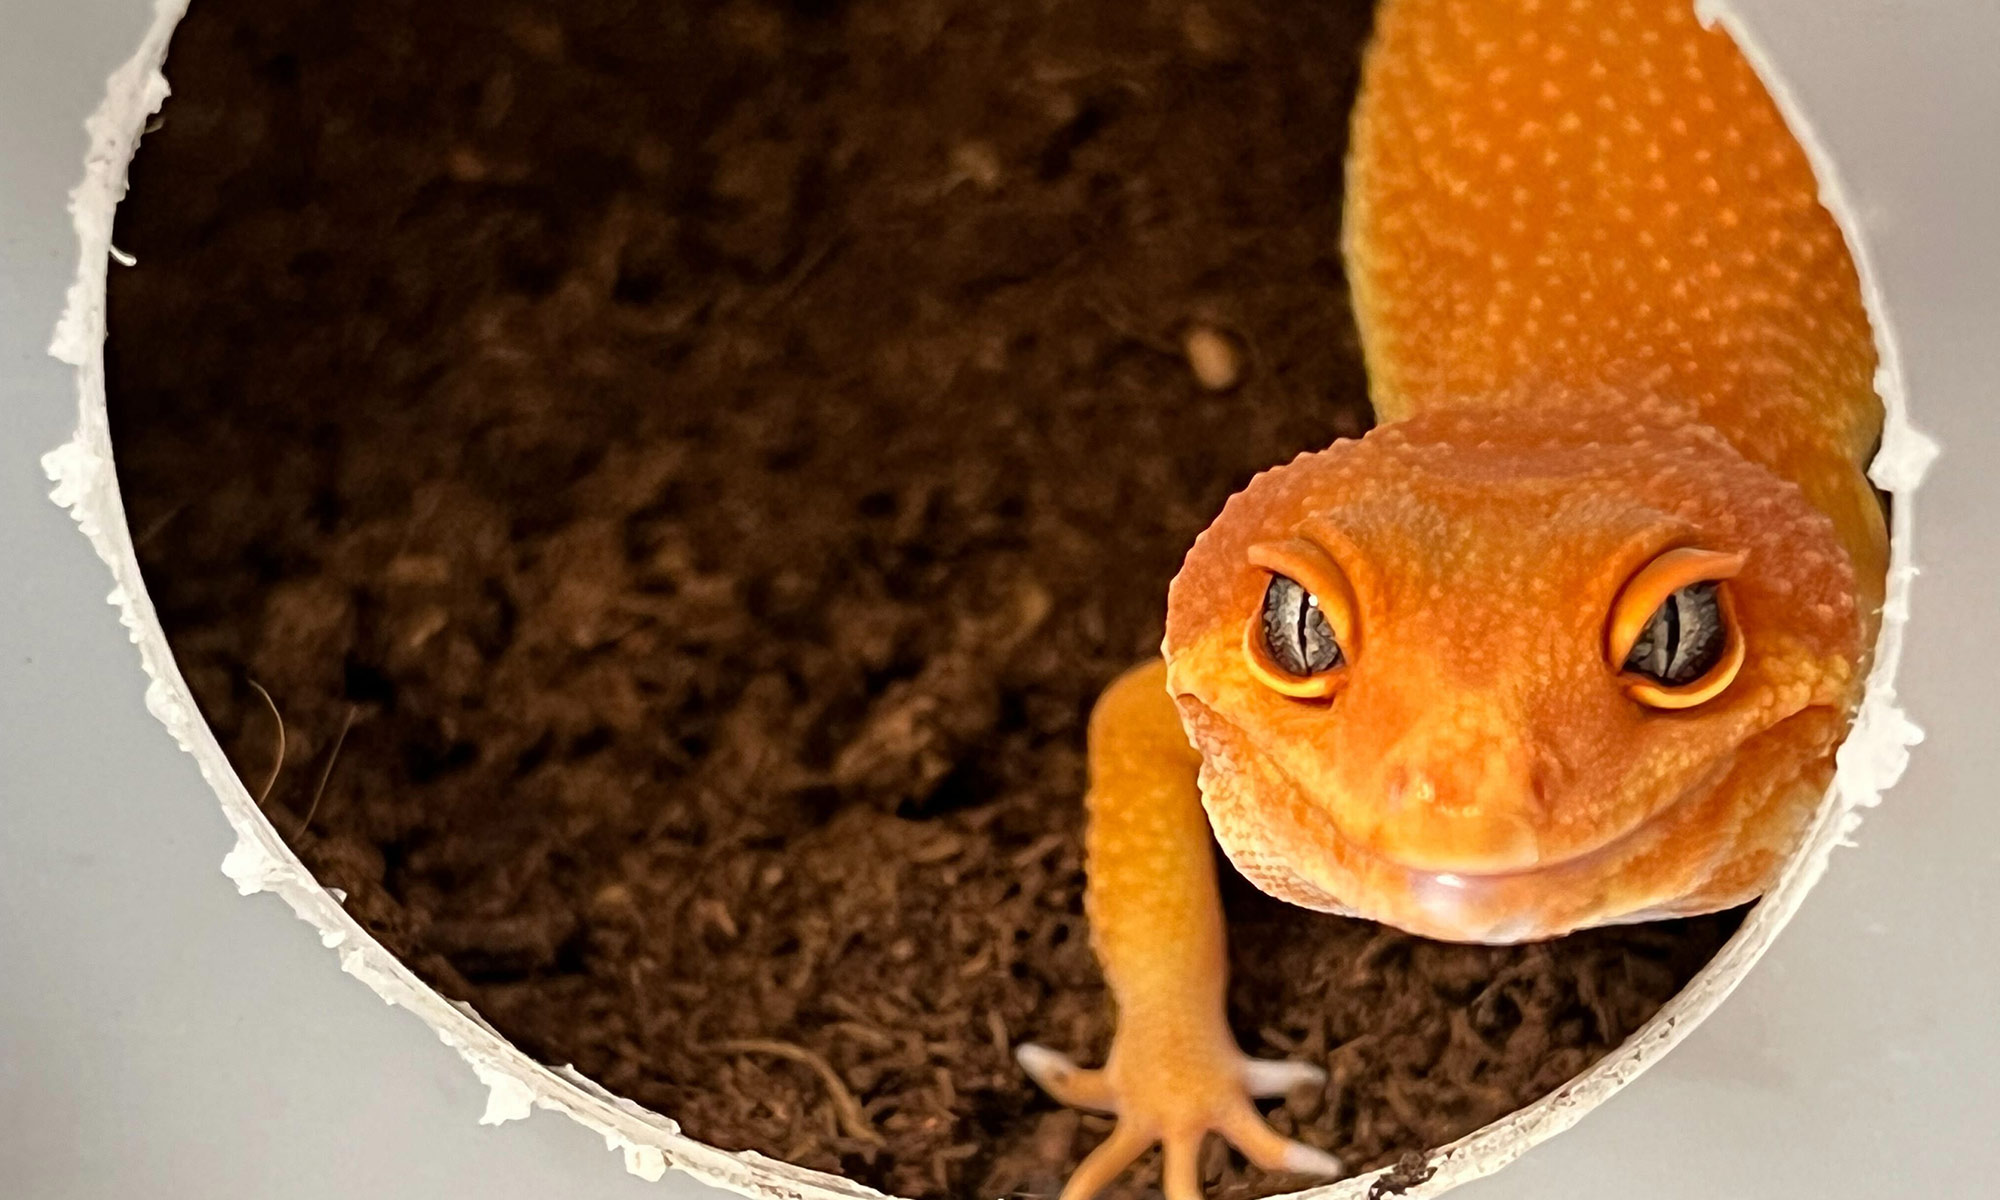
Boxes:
[1161,1133,1206,1200]
[1017,1043,1117,1113]
[1218,1102,1347,1180]
[1058,1122,1151,1200]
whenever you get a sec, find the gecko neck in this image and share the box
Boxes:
[1343,0,1887,623]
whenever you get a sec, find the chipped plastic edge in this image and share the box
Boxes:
[37,2,1928,1199]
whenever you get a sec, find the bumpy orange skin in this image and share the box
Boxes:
[1024,4,1888,1192]
[1161,0,1883,941]
[1346,0,1884,599]
[1167,401,1861,941]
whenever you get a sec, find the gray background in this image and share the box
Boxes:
[3,1,1993,1197]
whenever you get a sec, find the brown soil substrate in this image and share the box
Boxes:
[106,1,1741,1197]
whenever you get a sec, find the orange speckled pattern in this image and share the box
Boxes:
[1167,402,1860,940]
[1157,0,1886,941]
[1347,0,1878,440]
[1031,2,1889,1191]
[1345,0,1884,596]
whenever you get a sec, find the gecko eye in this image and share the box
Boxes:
[1260,575,1344,677]
[1606,546,1747,709]
[1622,583,1725,686]
[1243,539,1358,699]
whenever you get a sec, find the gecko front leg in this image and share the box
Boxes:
[1018,659,1346,1200]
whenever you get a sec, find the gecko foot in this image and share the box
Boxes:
[1017,1042,1346,1200]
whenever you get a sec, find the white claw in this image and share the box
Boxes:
[1016,1042,1119,1114]
[1240,1057,1327,1097]
[1279,1141,1348,1179]
[1015,1042,1077,1086]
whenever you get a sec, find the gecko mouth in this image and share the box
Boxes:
[1308,760,1735,903]
[1374,755,1737,884]
[1254,745,1745,941]
[1181,696,1748,894]
[1178,689,1843,939]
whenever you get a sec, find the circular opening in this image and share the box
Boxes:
[60,1,1918,1198]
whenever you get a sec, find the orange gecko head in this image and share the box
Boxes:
[1164,401,1865,943]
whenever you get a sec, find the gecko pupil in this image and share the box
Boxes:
[1260,575,1342,677]
[1624,582,1726,686]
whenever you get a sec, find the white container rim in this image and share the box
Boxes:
[40,1,1936,1197]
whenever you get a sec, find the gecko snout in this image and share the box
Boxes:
[1365,744,1548,874]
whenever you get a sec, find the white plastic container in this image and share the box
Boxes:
[9,2,1995,1198]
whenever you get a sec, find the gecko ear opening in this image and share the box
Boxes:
[1243,539,1358,700]
[1606,547,1748,709]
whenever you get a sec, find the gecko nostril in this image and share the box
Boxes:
[1527,748,1568,819]
[1384,767,1435,814]
[1527,763,1552,818]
